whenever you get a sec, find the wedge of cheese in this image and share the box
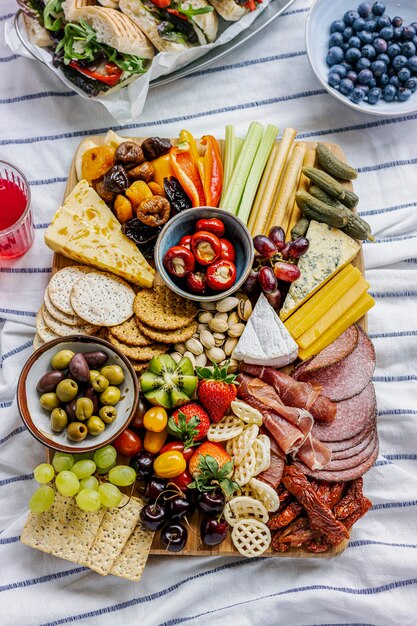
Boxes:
[280,221,360,321]
[45,181,154,287]
[233,294,298,367]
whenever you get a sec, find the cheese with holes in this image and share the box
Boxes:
[45,181,154,287]
[233,294,298,366]
[280,221,360,321]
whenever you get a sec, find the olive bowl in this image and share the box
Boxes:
[17,335,138,454]
[154,207,254,302]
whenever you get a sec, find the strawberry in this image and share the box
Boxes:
[168,402,210,447]
[196,362,238,423]
[188,442,239,498]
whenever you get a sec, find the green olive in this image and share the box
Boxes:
[56,379,78,402]
[89,370,100,384]
[99,405,117,424]
[74,397,94,421]
[86,416,105,436]
[100,365,124,386]
[40,392,60,411]
[51,350,75,370]
[50,408,68,433]
[100,386,121,406]
[67,421,88,442]
[92,375,109,393]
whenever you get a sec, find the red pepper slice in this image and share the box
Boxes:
[169,144,206,208]
[191,231,222,266]
[186,271,207,295]
[151,0,171,7]
[206,259,237,291]
[166,7,188,19]
[69,61,122,87]
[220,238,236,263]
[197,136,223,207]
[195,218,225,238]
[163,245,195,278]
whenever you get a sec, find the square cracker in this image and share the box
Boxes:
[110,523,154,582]
[20,493,105,563]
[80,495,142,576]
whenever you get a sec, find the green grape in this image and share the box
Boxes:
[98,483,123,508]
[29,486,55,513]
[52,452,74,472]
[71,460,96,479]
[95,462,116,475]
[79,476,99,492]
[76,489,102,512]
[93,445,117,470]
[108,465,136,487]
[33,463,55,484]
[73,452,94,462]
[55,470,80,497]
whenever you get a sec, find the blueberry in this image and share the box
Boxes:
[328,72,342,87]
[402,26,416,41]
[398,87,412,101]
[377,53,390,65]
[413,35,417,47]
[350,87,366,103]
[356,57,372,71]
[330,20,346,34]
[393,27,403,41]
[345,47,362,64]
[379,26,394,41]
[329,32,344,47]
[379,73,389,86]
[339,78,354,95]
[398,67,411,82]
[406,55,417,73]
[366,19,377,32]
[383,84,397,101]
[401,42,416,58]
[372,2,385,17]
[343,27,354,41]
[376,15,391,30]
[358,2,372,18]
[371,59,386,76]
[406,78,417,92]
[348,36,361,49]
[343,11,359,26]
[357,83,370,94]
[387,43,401,58]
[358,68,374,85]
[326,46,344,66]
[358,30,374,44]
[361,44,377,59]
[342,43,350,52]
[373,38,387,53]
[353,17,367,32]
[369,78,377,88]
[389,75,400,88]
[330,64,347,78]
[392,16,403,28]
[368,87,382,104]
[346,70,358,83]
[392,55,408,70]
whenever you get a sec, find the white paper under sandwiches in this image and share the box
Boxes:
[233,293,298,367]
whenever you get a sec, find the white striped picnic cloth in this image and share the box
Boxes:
[1,1,417,624]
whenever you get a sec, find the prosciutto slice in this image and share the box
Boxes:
[295,434,333,471]
[240,364,337,422]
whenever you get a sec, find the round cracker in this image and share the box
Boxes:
[109,317,153,347]
[48,266,92,315]
[44,288,83,326]
[134,286,197,331]
[33,333,44,351]
[42,305,99,337]
[36,307,60,343]
[107,334,168,360]
[70,271,135,327]
[130,360,150,374]
[135,317,198,344]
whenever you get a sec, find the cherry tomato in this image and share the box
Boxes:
[220,239,236,262]
[191,231,222,266]
[144,429,168,454]
[163,245,195,278]
[206,259,237,291]
[195,218,225,238]
[150,0,170,8]
[113,429,142,456]
[154,451,186,479]
[130,396,147,430]
[170,469,193,491]
[160,441,194,463]
[143,407,168,433]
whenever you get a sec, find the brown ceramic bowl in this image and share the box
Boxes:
[17,334,138,453]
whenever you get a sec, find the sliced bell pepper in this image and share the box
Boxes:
[197,135,223,207]
[151,153,173,188]
[169,143,206,207]
[69,61,122,87]
[179,130,200,165]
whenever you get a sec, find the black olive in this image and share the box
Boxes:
[141,137,172,161]
[102,165,129,194]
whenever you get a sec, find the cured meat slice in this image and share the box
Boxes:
[312,382,376,442]
[258,455,285,489]
[240,364,337,422]
[299,326,376,402]
[293,325,359,378]
[294,434,332,471]
[319,432,377,471]
[331,429,376,460]
[326,420,376,452]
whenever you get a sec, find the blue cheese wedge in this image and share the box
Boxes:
[280,220,360,321]
[233,294,298,367]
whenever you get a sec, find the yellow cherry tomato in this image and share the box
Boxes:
[154,451,186,479]
[143,429,167,454]
[143,407,168,433]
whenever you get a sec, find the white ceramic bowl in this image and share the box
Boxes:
[306,0,417,116]
[17,335,138,453]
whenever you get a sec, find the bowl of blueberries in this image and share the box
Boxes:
[306,0,417,115]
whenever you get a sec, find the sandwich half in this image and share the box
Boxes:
[208,0,262,22]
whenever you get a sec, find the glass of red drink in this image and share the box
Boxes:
[0,160,34,260]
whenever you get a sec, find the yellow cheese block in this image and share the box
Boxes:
[297,277,370,349]
[298,292,375,361]
[285,264,361,339]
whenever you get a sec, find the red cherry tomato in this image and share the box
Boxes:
[163,245,195,278]
[186,271,207,294]
[113,429,142,456]
[150,0,170,8]
[191,231,222,266]
[220,239,236,262]
[195,218,225,238]
[160,441,194,463]
[130,396,147,430]
[170,469,193,491]
[206,259,237,291]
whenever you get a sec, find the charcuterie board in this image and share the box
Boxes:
[46,135,368,558]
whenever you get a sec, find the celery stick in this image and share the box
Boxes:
[237,124,279,224]
[221,122,264,214]
[234,137,244,167]
[220,125,237,205]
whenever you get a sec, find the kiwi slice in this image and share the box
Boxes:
[145,387,171,409]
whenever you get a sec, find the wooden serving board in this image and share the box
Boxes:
[50,137,367,558]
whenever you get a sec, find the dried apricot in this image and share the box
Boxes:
[82,146,115,183]
[114,195,133,224]
[148,181,165,197]
[125,180,153,209]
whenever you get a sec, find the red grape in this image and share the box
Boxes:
[280,242,291,260]
[253,235,277,259]
[288,237,309,258]
[268,226,286,250]
[273,261,301,282]
[265,288,282,309]
[258,266,278,293]
[243,269,259,293]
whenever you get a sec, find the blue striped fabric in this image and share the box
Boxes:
[1,0,417,624]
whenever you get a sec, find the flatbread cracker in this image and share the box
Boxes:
[36,307,60,343]
[107,334,168,360]
[134,286,197,331]
[42,304,99,337]
[135,318,198,344]
[109,317,154,347]
[71,271,135,327]
[48,265,92,315]
[44,287,84,326]
[110,523,154,582]
[33,333,44,351]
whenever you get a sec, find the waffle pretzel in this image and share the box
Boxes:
[252,435,271,476]
[233,446,256,486]
[231,400,263,426]
[231,519,272,557]
[207,414,244,442]
[224,496,269,527]
[249,477,280,513]
[226,424,259,465]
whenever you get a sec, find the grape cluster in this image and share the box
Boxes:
[243,227,309,309]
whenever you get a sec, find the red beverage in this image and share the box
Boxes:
[0,161,34,259]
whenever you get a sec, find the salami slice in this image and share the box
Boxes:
[320,432,377,471]
[294,325,359,379]
[326,420,376,452]
[312,382,376,442]
[331,429,376,460]
[298,326,376,402]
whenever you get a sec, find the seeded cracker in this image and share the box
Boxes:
[44,287,83,326]
[42,304,99,337]
[33,333,44,351]
[134,286,198,331]
[107,334,168,360]
[71,271,135,327]
[109,317,154,347]
[135,318,198,344]
[36,307,60,343]
[48,265,92,315]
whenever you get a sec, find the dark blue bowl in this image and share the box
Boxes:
[155,207,254,302]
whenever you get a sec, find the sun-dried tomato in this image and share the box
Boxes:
[267,502,304,530]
